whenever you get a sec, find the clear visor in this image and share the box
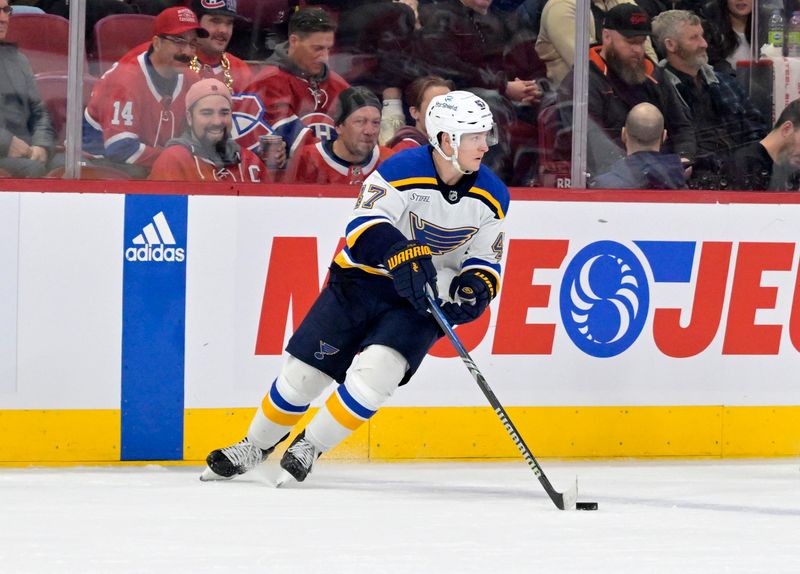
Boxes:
[457,127,498,149]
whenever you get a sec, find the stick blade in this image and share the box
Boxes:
[559,478,579,510]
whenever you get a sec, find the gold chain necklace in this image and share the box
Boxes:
[190,53,234,90]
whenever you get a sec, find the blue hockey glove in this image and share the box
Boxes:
[384,239,437,315]
[441,270,495,325]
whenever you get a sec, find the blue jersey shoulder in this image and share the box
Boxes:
[474,164,510,218]
[376,145,436,184]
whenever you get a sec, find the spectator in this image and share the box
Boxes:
[702,0,753,75]
[82,6,207,175]
[591,102,687,188]
[243,8,349,159]
[415,0,542,105]
[730,99,800,191]
[558,3,696,178]
[652,9,765,186]
[189,0,252,92]
[149,78,265,182]
[0,0,57,177]
[286,86,393,185]
[386,75,454,152]
[537,0,659,87]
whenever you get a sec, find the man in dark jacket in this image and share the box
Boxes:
[0,0,56,177]
[729,99,800,191]
[558,3,696,178]
[591,102,687,189]
[652,10,766,187]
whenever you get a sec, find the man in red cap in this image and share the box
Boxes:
[189,0,252,92]
[149,78,266,182]
[83,6,208,175]
[286,86,393,185]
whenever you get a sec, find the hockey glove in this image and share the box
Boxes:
[384,239,437,315]
[441,270,495,325]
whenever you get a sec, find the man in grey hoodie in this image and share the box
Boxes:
[0,0,55,178]
[242,8,350,160]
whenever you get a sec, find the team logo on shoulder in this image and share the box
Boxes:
[231,93,272,152]
[314,341,340,360]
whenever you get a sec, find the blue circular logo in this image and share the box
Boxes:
[559,241,649,357]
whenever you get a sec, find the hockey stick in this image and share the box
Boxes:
[426,289,583,511]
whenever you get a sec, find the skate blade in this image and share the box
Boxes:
[274,469,295,488]
[199,466,233,482]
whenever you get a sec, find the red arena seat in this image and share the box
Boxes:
[4,14,81,75]
[93,14,156,76]
[35,73,97,150]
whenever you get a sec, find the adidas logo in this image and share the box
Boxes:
[125,211,186,263]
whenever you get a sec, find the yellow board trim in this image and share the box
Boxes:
[0,409,120,462]
[2,406,800,464]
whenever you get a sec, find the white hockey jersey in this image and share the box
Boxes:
[333,145,509,297]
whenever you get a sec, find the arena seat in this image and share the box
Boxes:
[34,73,97,150]
[4,14,83,75]
[93,14,156,76]
[0,169,13,178]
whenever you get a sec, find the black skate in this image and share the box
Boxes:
[200,437,275,481]
[276,431,322,485]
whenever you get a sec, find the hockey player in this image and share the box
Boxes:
[286,86,394,185]
[242,7,349,159]
[83,6,207,173]
[189,0,253,92]
[148,79,265,182]
[201,91,508,485]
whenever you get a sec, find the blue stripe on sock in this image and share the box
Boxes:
[270,379,309,413]
[337,384,376,420]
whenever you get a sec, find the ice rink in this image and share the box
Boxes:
[1,459,798,573]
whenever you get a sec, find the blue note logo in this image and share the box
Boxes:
[559,241,649,357]
[314,341,339,360]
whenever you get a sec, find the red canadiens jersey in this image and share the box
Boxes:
[287,141,394,185]
[83,47,196,168]
[243,65,349,157]
[148,143,266,182]
[191,51,253,93]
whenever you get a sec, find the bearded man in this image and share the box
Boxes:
[652,9,765,186]
[557,3,695,178]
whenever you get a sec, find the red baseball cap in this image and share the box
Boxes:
[154,6,209,38]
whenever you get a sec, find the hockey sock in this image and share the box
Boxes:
[305,345,408,451]
[248,357,332,450]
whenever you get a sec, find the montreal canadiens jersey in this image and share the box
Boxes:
[333,145,509,295]
[287,140,394,185]
[83,48,193,167]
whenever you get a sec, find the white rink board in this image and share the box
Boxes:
[1,193,124,409]
[184,196,800,409]
[2,193,800,411]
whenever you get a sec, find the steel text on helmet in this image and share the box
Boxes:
[425,91,497,175]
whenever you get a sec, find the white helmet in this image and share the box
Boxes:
[426,90,497,174]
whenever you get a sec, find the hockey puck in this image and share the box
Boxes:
[576,501,599,511]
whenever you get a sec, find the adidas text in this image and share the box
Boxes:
[125,245,185,262]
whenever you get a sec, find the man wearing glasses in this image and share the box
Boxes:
[0,0,56,177]
[83,6,207,176]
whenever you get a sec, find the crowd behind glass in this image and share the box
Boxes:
[1,0,798,191]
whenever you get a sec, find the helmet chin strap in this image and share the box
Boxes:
[434,135,472,175]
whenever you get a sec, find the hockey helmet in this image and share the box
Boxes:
[426,91,497,173]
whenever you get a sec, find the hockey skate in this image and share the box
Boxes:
[275,431,322,486]
[200,437,275,481]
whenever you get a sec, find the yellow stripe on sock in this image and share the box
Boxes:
[325,392,365,431]
[261,395,305,427]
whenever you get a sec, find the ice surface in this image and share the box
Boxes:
[0,459,798,573]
